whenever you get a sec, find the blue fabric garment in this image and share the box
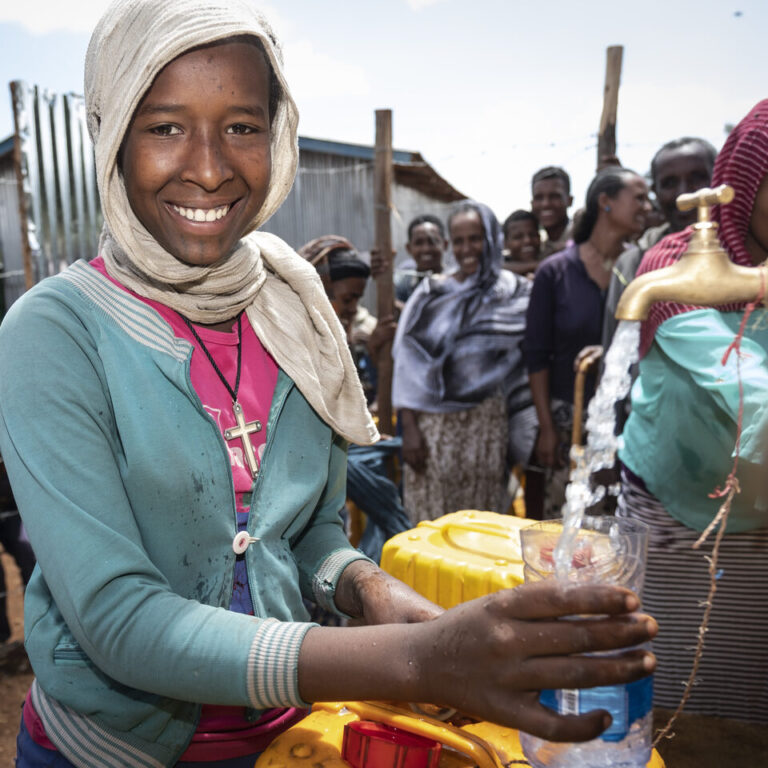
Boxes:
[523,243,605,404]
[16,716,77,768]
[15,714,262,768]
[347,438,411,563]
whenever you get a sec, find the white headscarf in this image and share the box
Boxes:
[85,0,377,445]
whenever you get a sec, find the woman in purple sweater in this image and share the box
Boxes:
[523,167,651,518]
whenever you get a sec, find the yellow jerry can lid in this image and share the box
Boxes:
[380,511,534,609]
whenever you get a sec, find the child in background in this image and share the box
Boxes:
[503,209,542,277]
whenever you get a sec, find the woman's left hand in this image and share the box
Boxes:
[335,559,443,624]
[368,316,397,360]
[574,344,603,373]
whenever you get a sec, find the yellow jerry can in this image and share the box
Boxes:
[380,510,531,609]
[254,700,665,767]
[256,511,664,766]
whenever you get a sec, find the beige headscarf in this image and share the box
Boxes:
[85,0,377,445]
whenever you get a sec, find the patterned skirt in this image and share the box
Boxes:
[403,395,507,524]
[617,476,768,723]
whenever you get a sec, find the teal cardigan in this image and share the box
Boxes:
[620,308,768,533]
[0,261,368,767]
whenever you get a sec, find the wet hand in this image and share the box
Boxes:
[337,560,443,625]
[412,581,656,742]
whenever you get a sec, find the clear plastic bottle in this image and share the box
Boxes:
[518,516,653,768]
[519,664,653,768]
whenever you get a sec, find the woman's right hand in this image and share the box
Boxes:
[411,581,657,741]
[299,581,657,742]
[535,423,561,468]
[402,421,427,472]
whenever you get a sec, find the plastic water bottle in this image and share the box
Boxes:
[519,664,653,768]
[518,516,653,768]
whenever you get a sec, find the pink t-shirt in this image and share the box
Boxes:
[25,259,297,762]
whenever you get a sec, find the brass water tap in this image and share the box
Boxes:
[615,185,766,321]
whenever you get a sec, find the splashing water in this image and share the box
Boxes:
[553,320,641,579]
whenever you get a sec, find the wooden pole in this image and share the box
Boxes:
[597,46,623,169]
[374,109,394,434]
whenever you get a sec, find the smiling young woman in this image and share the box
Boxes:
[523,167,651,519]
[393,202,540,523]
[0,2,657,766]
[121,39,273,269]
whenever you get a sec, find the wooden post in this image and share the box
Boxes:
[597,46,623,168]
[374,109,394,434]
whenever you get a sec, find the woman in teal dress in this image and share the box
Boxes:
[618,99,768,722]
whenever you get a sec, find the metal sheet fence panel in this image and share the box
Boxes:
[6,82,100,307]
[53,93,73,273]
[0,171,25,311]
[10,81,44,293]
[66,95,102,262]
[67,95,87,263]
[78,100,101,257]
[36,88,60,276]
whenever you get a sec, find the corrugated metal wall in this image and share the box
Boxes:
[262,150,457,266]
[8,83,102,301]
[1,82,460,315]
[0,154,24,313]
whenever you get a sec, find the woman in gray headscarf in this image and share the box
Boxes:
[0,2,656,765]
[393,201,538,522]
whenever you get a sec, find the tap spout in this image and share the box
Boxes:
[615,250,765,321]
[615,184,767,321]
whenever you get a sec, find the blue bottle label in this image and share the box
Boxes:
[539,675,653,742]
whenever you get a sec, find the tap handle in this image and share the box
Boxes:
[677,184,735,222]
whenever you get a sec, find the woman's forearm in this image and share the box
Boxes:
[298,580,657,741]
[528,369,554,429]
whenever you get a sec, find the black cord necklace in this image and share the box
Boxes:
[182,313,262,478]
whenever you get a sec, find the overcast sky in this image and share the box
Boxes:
[1,0,765,224]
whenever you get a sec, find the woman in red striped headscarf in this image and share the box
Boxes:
[617,99,768,723]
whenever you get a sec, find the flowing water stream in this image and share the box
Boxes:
[520,320,652,768]
[553,320,641,578]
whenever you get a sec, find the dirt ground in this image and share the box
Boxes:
[0,552,33,767]
[0,551,766,767]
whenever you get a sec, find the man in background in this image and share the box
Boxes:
[531,166,574,257]
[603,137,717,348]
[502,209,542,277]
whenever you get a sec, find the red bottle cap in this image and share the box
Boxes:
[342,720,442,768]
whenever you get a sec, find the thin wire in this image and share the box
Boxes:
[653,266,767,748]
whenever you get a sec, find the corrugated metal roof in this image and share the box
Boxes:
[299,136,415,163]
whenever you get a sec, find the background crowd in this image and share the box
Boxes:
[310,115,768,726]
[0,21,764,757]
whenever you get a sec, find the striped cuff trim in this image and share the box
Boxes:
[312,548,372,613]
[30,680,164,768]
[247,619,317,709]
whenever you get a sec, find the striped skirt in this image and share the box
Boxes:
[617,478,768,723]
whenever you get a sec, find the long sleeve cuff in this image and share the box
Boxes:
[312,547,374,616]
[247,619,317,708]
